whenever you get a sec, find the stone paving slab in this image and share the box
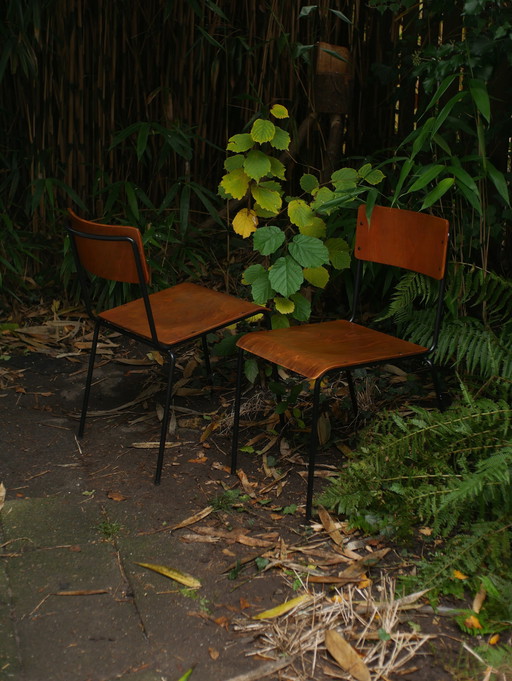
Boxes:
[0,497,161,681]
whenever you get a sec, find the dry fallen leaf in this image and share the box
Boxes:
[253,594,312,620]
[170,506,214,531]
[134,562,201,589]
[0,482,5,512]
[464,614,483,630]
[317,506,345,546]
[324,630,370,681]
[472,586,487,614]
[208,647,220,660]
[489,634,500,645]
[107,491,127,502]
[453,569,469,580]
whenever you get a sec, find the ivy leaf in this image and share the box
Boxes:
[420,177,455,210]
[224,154,245,171]
[290,292,311,321]
[270,104,289,119]
[269,156,286,180]
[251,184,282,213]
[289,234,329,268]
[268,256,304,298]
[303,266,329,288]
[244,150,271,181]
[288,198,315,227]
[274,297,295,315]
[253,225,285,255]
[325,237,351,270]
[251,119,275,143]
[299,216,326,238]
[269,126,291,150]
[227,133,254,152]
[300,173,319,194]
[220,167,250,199]
[232,208,258,238]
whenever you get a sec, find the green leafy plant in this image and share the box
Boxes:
[219,104,384,329]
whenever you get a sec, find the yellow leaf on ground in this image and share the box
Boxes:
[0,482,5,512]
[453,569,469,580]
[325,630,370,681]
[253,594,312,620]
[489,634,500,645]
[134,562,201,589]
[464,614,483,630]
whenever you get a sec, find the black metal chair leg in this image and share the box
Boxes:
[425,358,448,412]
[230,347,245,474]
[154,351,176,484]
[305,379,322,521]
[201,334,213,388]
[78,320,100,437]
[346,369,358,417]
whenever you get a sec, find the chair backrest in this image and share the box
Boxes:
[67,209,150,285]
[355,204,449,280]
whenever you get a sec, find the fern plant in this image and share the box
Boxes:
[377,263,512,388]
[319,386,512,631]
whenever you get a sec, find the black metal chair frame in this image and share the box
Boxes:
[68,225,268,484]
[231,213,450,521]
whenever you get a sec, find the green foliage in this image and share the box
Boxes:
[378,264,512,385]
[220,104,384,323]
[319,386,512,629]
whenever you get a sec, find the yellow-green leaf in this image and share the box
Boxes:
[244,149,271,181]
[134,562,201,589]
[270,104,289,119]
[232,208,259,238]
[220,167,250,199]
[251,119,275,143]
[251,185,282,213]
[227,133,254,152]
[253,593,312,620]
[288,198,315,227]
[304,266,329,288]
[270,126,291,150]
[274,297,295,315]
[299,217,326,238]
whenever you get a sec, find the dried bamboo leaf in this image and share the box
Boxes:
[252,593,312,620]
[134,561,201,589]
[324,630,371,681]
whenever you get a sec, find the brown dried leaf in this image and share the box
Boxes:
[107,491,127,502]
[324,630,370,681]
[0,482,5,512]
[472,586,487,614]
[170,506,214,531]
[208,647,220,660]
[317,506,344,546]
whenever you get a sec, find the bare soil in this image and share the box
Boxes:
[0,319,489,681]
